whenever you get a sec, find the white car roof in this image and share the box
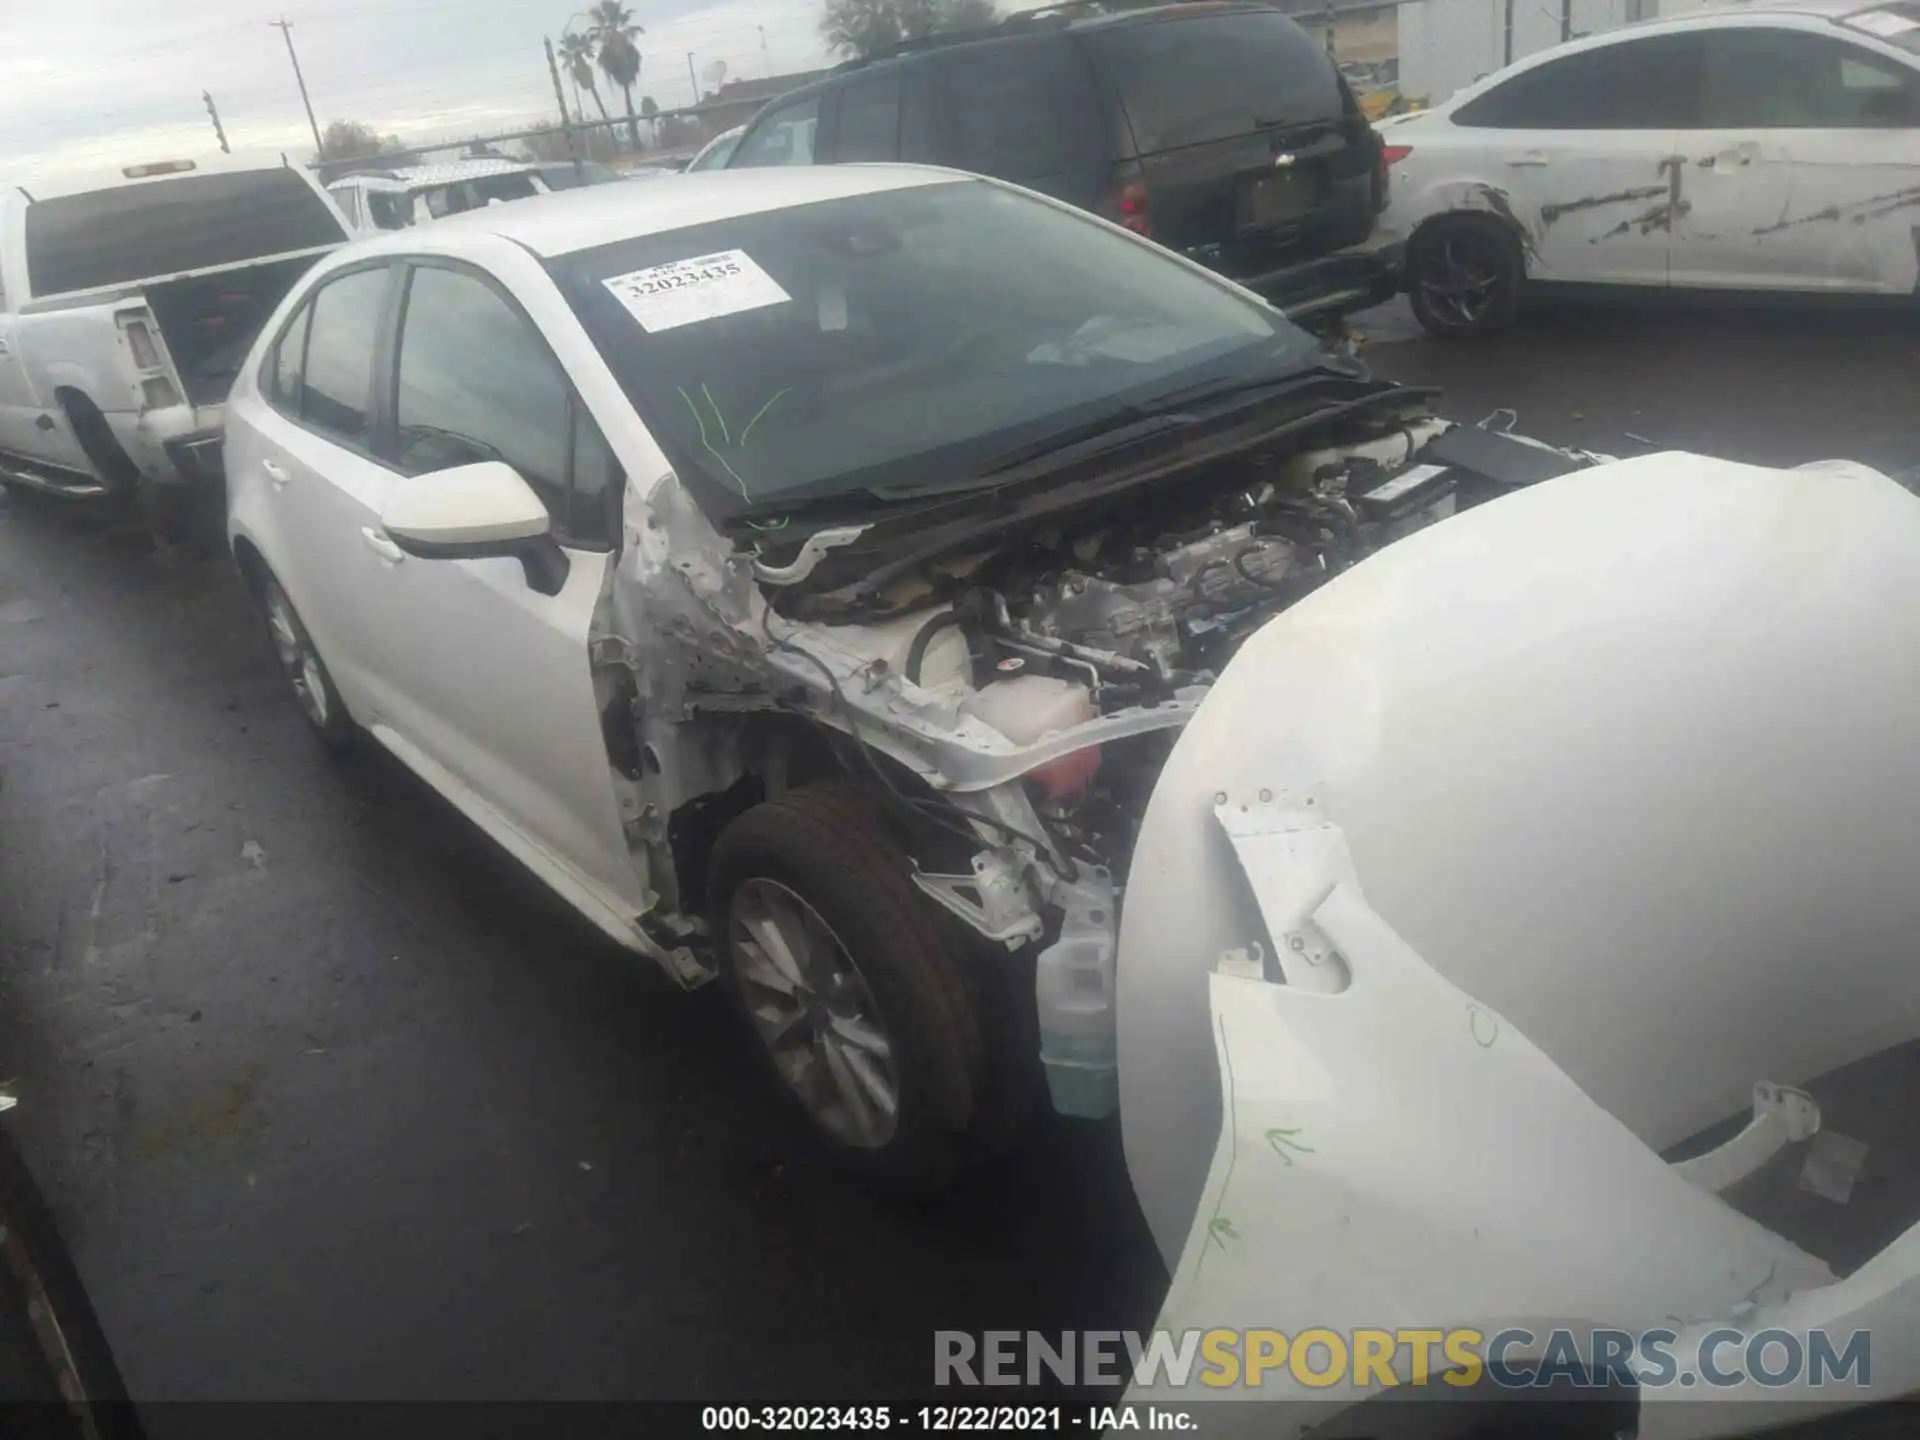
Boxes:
[1684,0,1899,15]
[350,164,966,260]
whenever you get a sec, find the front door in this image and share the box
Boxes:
[364,260,641,918]
[1674,25,1920,293]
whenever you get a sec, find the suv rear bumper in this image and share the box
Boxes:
[1240,230,1405,328]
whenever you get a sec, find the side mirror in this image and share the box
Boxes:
[380,461,570,595]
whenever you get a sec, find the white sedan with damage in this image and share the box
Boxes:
[1382,0,1920,336]
[226,162,1645,1185]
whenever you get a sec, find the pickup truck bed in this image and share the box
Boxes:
[0,166,350,510]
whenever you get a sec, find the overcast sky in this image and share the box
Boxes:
[0,0,1043,192]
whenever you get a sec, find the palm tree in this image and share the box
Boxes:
[558,32,609,129]
[590,0,645,150]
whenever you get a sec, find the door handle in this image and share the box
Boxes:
[361,528,407,564]
[261,458,290,488]
[1508,150,1550,167]
[0,340,11,356]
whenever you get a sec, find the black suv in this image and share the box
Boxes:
[724,0,1399,326]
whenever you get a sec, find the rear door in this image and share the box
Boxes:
[1083,10,1376,276]
[1447,33,1697,287]
[245,262,408,716]
[929,37,1108,211]
[1677,24,1920,293]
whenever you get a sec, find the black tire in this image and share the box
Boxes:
[0,1125,145,1439]
[1407,216,1525,339]
[707,781,987,1190]
[256,574,355,755]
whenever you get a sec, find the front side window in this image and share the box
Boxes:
[733,98,821,168]
[299,265,392,447]
[1453,34,1700,129]
[393,265,573,529]
[367,191,410,230]
[1698,28,1920,127]
[556,178,1303,519]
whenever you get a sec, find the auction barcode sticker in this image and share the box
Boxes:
[602,250,792,333]
[1850,8,1920,35]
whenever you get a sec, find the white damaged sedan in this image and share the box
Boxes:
[227,162,1741,1188]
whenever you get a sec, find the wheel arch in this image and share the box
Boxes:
[52,386,141,490]
[1405,186,1539,280]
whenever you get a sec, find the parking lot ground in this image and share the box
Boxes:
[1356,295,1920,476]
[0,298,1916,1414]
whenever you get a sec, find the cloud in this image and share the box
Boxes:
[1,0,1055,190]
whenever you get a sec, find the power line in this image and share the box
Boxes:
[270,18,327,160]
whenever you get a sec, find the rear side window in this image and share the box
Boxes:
[299,266,392,448]
[1453,34,1700,128]
[24,170,349,299]
[1089,12,1341,153]
[267,301,312,412]
[835,75,902,162]
[939,40,1103,178]
[735,98,822,167]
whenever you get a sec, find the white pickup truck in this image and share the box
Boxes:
[0,161,351,519]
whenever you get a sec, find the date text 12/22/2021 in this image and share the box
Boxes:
[700,1406,1199,1432]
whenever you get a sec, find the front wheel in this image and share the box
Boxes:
[707,782,987,1190]
[1407,217,1525,339]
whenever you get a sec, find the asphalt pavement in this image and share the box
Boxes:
[0,295,1915,1416]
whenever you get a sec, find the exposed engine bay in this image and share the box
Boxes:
[606,394,1600,1121]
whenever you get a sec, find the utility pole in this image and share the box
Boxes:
[1502,0,1515,65]
[686,52,701,103]
[203,90,230,153]
[1560,0,1572,42]
[544,37,584,172]
[270,19,325,162]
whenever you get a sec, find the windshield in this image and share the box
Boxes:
[555,178,1314,517]
[24,169,347,299]
[1845,4,1920,52]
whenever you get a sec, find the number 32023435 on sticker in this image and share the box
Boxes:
[602,249,793,333]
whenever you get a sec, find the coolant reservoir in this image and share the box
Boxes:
[959,675,1096,745]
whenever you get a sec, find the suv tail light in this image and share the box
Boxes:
[1100,167,1154,239]
[1381,145,1414,166]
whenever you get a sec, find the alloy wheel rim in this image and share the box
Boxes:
[727,877,900,1149]
[265,586,330,728]
[1419,236,1504,327]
